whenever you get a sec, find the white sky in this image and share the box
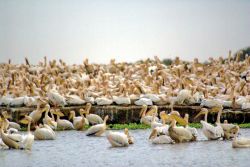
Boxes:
[0,0,250,64]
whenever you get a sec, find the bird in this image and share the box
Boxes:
[124,128,134,144]
[106,131,129,147]
[149,128,175,144]
[82,103,103,125]
[194,107,224,140]
[19,115,35,150]
[69,110,86,131]
[34,123,56,140]
[86,115,109,136]
[53,109,74,130]
[232,125,250,148]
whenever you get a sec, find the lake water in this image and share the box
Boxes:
[1,129,250,167]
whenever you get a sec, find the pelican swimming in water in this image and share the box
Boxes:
[69,110,86,131]
[232,125,250,148]
[34,123,56,140]
[19,115,35,150]
[221,120,238,140]
[124,128,134,144]
[195,107,224,140]
[43,106,57,130]
[0,117,20,149]
[53,109,74,130]
[106,131,129,147]
[149,128,175,144]
[167,112,194,143]
[184,113,198,141]
[86,115,109,136]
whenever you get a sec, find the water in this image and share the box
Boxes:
[1,129,250,167]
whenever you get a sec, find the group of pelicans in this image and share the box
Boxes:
[0,101,250,150]
[0,55,249,110]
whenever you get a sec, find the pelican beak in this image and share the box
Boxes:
[209,106,222,113]
[160,112,169,122]
[169,114,188,126]
[19,118,29,124]
[194,110,206,119]
[149,129,157,139]
[69,113,73,120]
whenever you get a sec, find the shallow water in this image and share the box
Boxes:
[1,129,250,167]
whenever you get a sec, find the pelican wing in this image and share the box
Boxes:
[106,132,129,147]
[86,124,105,136]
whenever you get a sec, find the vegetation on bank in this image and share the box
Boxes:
[19,123,250,131]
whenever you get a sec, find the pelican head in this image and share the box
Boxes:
[20,115,34,124]
[124,128,129,135]
[194,108,208,119]
[69,110,75,120]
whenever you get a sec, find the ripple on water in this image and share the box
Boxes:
[1,129,250,167]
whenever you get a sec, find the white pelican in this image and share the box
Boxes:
[195,108,224,140]
[53,109,74,130]
[48,89,67,107]
[232,126,250,148]
[29,101,48,125]
[221,120,238,140]
[69,110,86,131]
[106,131,129,147]
[86,115,109,136]
[167,113,194,143]
[43,107,57,130]
[0,117,20,149]
[151,113,162,129]
[184,113,198,141]
[152,111,169,136]
[19,115,35,150]
[83,103,103,125]
[34,123,56,140]
[149,128,175,144]
[124,128,134,144]
[140,105,159,126]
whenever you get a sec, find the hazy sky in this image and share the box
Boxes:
[0,0,250,64]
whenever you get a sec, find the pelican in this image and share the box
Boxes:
[83,103,103,125]
[221,120,238,140]
[34,123,56,140]
[29,101,48,125]
[167,113,194,143]
[149,128,175,144]
[195,107,224,140]
[69,110,86,131]
[151,113,162,129]
[43,106,57,130]
[151,111,169,136]
[48,89,67,107]
[86,115,109,136]
[124,128,134,144]
[53,109,74,130]
[19,115,35,150]
[1,111,21,131]
[106,131,129,147]
[232,126,250,148]
[140,105,159,126]
[0,117,20,149]
[184,113,198,141]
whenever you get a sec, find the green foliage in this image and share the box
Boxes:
[162,58,173,66]
[108,123,150,130]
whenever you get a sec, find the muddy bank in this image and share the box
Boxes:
[1,105,250,124]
